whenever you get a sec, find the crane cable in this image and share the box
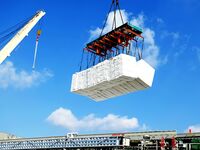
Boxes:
[32,19,43,69]
[0,16,32,49]
[100,0,124,37]
[79,0,125,71]
[32,29,42,69]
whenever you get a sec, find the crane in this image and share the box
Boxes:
[0,10,46,65]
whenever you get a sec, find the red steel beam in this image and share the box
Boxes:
[126,29,143,39]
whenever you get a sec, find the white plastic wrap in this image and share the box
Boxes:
[71,54,155,101]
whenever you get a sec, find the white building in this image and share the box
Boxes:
[0,132,17,140]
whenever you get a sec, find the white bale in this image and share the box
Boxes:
[136,59,155,87]
[70,74,77,91]
[71,54,155,101]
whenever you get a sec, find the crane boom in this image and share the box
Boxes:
[0,10,46,64]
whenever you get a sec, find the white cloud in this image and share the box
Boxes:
[197,50,200,62]
[89,11,161,68]
[186,124,200,133]
[161,31,180,48]
[0,61,53,89]
[161,31,180,41]
[142,28,160,67]
[47,107,139,132]
[139,124,150,131]
[156,18,164,24]
[193,47,200,62]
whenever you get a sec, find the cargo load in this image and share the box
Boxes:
[71,0,155,101]
[71,54,155,101]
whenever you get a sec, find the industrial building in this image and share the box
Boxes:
[0,133,17,140]
[0,131,200,150]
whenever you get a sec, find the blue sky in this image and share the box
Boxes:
[0,0,200,137]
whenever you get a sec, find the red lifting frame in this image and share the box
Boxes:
[85,23,143,57]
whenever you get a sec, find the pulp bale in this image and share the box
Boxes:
[71,54,155,101]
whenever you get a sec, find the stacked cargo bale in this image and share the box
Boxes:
[71,54,155,101]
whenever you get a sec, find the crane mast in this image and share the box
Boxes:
[0,10,46,64]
